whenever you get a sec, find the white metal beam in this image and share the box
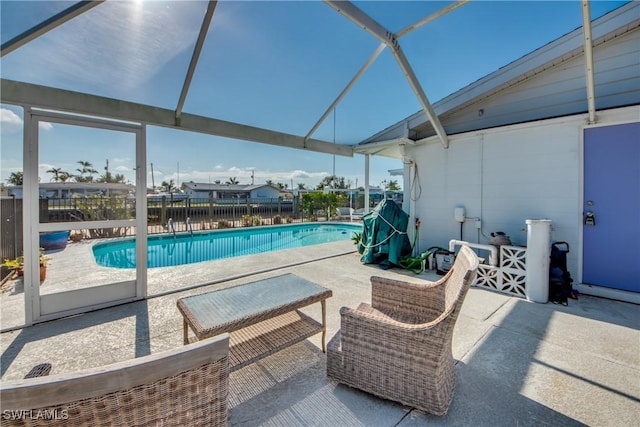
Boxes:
[581,1,597,124]
[175,1,218,125]
[324,1,449,148]
[305,2,469,141]
[1,1,103,58]
[1,79,353,157]
[325,1,393,47]
[396,0,469,37]
[353,137,414,154]
[305,43,386,141]
[391,46,449,148]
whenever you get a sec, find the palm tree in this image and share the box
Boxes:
[226,177,239,185]
[59,171,73,182]
[297,183,307,190]
[316,175,346,190]
[46,167,63,182]
[160,180,177,193]
[6,172,23,186]
[76,160,98,182]
[113,173,127,184]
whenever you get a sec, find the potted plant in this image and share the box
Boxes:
[1,256,24,276]
[39,249,51,281]
[2,249,51,281]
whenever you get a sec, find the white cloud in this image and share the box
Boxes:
[166,166,328,187]
[227,166,248,175]
[115,165,131,172]
[290,170,328,179]
[0,108,22,132]
[1,108,52,133]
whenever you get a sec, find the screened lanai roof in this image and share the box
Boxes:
[0,0,631,158]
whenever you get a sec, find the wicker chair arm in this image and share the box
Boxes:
[370,269,453,321]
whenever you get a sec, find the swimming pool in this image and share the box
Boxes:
[92,223,362,268]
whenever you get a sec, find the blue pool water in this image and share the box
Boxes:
[93,223,362,269]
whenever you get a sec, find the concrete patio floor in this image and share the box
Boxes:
[1,243,639,426]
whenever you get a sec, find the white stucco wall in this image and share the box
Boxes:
[404,106,639,282]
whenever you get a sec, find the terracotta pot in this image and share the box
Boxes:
[40,265,46,281]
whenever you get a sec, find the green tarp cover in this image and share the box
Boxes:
[358,199,412,268]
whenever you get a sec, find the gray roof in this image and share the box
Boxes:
[358,2,640,155]
[182,182,279,192]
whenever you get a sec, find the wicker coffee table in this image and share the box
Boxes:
[177,273,332,371]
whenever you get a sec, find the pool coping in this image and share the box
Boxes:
[92,222,363,269]
[1,223,361,331]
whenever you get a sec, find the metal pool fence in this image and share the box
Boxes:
[1,196,358,270]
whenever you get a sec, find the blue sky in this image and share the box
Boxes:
[0,0,628,190]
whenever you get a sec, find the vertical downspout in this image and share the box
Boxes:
[581,1,597,124]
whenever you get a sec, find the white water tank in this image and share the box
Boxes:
[525,219,552,303]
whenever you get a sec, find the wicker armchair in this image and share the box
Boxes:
[0,335,230,427]
[327,245,479,415]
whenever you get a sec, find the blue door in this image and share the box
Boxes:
[583,123,640,292]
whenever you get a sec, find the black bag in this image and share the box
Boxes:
[549,242,574,305]
[428,247,455,276]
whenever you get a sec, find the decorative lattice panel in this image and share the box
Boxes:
[473,245,527,298]
[500,245,527,271]
[475,264,500,290]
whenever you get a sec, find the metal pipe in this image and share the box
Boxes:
[449,239,498,266]
[581,1,597,124]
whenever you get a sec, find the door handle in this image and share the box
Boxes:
[584,211,596,226]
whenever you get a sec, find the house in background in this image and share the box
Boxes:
[182,182,282,200]
[6,182,134,199]
[356,2,639,303]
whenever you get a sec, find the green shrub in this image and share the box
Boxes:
[217,219,232,229]
[300,191,346,221]
[351,231,362,245]
[241,214,262,227]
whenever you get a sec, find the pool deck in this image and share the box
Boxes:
[1,227,360,330]
[1,241,639,426]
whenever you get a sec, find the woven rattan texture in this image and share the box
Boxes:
[1,359,229,427]
[327,245,479,415]
[228,310,321,371]
[177,275,331,341]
